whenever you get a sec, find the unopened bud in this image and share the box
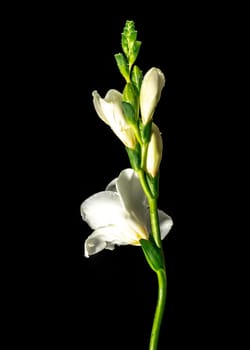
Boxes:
[140,67,165,124]
[146,123,163,177]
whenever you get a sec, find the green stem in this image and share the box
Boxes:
[131,124,142,145]
[137,169,153,199]
[149,268,167,350]
[147,196,167,349]
[148,197,161,248]
[138,170,167,349]
[141,143,148,170]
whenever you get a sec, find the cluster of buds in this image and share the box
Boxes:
[92,20,165,182]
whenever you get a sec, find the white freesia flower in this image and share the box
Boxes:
[92,89,137,149]
[80,168,173,257]
[146,123,163,177]
[140,67,165,124]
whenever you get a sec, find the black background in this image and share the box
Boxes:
[6,2,245,348]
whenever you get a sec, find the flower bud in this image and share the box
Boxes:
[92,89,137,149]
[140,67,165,124]
[146,123,163,177]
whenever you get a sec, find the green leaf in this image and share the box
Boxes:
[114,53,130,82]
[140,238,164,272]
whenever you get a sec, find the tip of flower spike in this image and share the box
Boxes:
[118,19,141,73]
[124,20,136,31]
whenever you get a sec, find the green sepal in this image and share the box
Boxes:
[123,82,138,113]
[123,20,137,51]
[129,40,142,68]
[121,32,129,57]
[140,237,164,272]
[131,65,143,92]
[114,53,130,82]
[126,143,141,170]
[122,102,135,124]
[145,172,160,198]
[140,120,152,144]
[128,30,137,48]
[123,31,137,57]
[121,21,141,69]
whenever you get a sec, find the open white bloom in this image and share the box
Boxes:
[80,168,173,257]
[140,67,165,124]
[92,89,136,149]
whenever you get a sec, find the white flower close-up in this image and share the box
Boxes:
[139,67,165,124]
[92,89,137,149]
[80,168,173,257]
[146,123,163,177]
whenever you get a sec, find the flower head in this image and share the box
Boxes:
[92,89,137,149]
[80,168,173,257]
[146,123,163,177]
[140,67,165,124]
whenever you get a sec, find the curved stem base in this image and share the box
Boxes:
[149,268,167,350]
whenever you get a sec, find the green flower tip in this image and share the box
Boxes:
[121,19,141,68]
[124,20,136,33]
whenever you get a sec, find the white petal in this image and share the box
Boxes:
[104,89,123,104]
[80,191,124,230]
[93,90,136,149]
[84,231,109,257]
[92,89,124,126]
[146,123,163,177]
[92,90,110,124]
[158,210,173,239]
[84,225,140,257]
[104,91,136,145]
[105,177,118,192]
[102,89,125,129]
[116,169,148,224]
[140,67,165,124]
[84,226,119,257]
